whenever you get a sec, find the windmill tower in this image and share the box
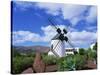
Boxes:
[51,34,65,57]
[47,17,76,57]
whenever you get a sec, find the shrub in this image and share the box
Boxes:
[79,48,85,55]
[86,48,97,61]
[12,56,34,74]
[42,55,58,65]
[93,42,97,51]
[57,55,75,71]
[57,54,87,71]
[27,52,35,57]
[74,54,86,70]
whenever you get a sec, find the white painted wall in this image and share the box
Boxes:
[65,52,74,55]
[50,40,66,57]
[48,51,55,56]
[48,40,80,57]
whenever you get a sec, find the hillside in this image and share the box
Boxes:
[12,45,50,54]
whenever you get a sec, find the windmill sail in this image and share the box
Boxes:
[47,16,76,57]
[47,17,58,29]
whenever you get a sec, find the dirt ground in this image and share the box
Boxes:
[22,60,97,74]
[22,65,58,74]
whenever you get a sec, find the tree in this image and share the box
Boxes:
[86,48,97,62]
[93,42,97,51]
[79,48,85,55]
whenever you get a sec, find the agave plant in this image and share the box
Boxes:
[57,55,76,71]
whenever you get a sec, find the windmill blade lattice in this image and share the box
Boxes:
[47,17,58,30]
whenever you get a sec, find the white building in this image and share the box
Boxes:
[90,43,95,50]
[48,34,79,57]
[48,47,79,56]
[65,47,79,55]
[48,34,66,57]
[48,50,56,56]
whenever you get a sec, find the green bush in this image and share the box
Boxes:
[86,48,97,61]
[57,54,87,71]
[12,56,34,74]
[42,55,58,65]
[74,54,86,70]
[79,48,85,55]
[57,56,75,71]
[12,47,97,74]
[27,52,35,57]
[93,42,97,51]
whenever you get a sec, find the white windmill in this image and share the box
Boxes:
[47,17,77,57]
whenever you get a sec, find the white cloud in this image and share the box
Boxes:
[67,30,97,47]
[13,1,34,11]
[35,3,62,16]
[14,2,97,26]
[70,30,97,41]
[12,25,97,48]
[61,5,88,19]
[12,2,97,48]
[12,25,68,44]
[86,6,97,23]
[35,3,87,19]
[41,25,56,42]
[35,3,97,26]
[85,26,97,31]
[13,31,41,44]
[12,25,66,44]
[41,25,67,41]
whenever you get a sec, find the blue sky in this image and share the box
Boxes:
[12,1,97,48]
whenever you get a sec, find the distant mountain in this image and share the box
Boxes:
[12,46,50,54]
